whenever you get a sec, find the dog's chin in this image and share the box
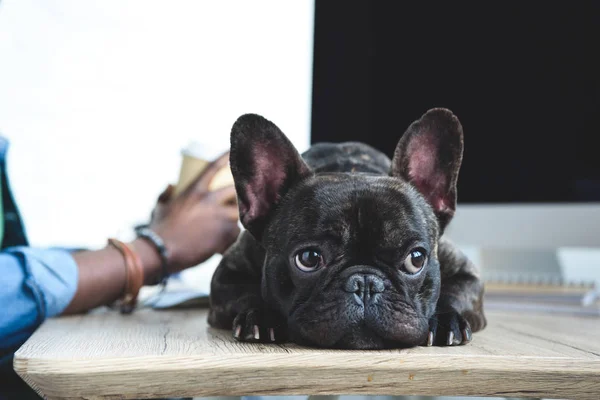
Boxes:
[334,326,388,349]
[332,325,427,350]
[290,321,429,350]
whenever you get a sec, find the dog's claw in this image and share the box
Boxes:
[425,309,472,347]
[427,331,434,346]
[447,331,454,346]
[231,308,287,344]
[462,327,472,343]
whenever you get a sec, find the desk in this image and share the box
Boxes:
[14,308,600,400]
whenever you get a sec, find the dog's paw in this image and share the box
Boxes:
[425,309,472,346]
[232,308,287,343]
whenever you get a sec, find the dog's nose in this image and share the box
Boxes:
[344,274,385,305]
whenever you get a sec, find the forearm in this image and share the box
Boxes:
[62,239,162,315]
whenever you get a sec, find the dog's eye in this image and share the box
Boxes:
[295,250,323,272]
[402,248,426,274]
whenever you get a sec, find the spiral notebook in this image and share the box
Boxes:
[482,278,600,316]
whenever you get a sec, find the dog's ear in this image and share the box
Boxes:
[230,114,312,241]
[390,108,464,233]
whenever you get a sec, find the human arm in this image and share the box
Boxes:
[1,151,240,355]
[62,151,240,314]
[0,247,77,361]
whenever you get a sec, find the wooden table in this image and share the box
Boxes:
[14,307,600,400]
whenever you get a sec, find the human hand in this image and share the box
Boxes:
[149,152,241,273]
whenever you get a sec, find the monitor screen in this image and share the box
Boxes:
[310,1,600,204]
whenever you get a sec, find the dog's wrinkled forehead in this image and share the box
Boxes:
[270,173,437,247]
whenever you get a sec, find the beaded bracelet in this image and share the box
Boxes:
[134,225,169,287]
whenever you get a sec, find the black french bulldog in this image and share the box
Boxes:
[208,108,486,349]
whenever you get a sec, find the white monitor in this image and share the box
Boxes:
[446,204,600,286]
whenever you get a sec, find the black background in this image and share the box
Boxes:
[310,1,600,203]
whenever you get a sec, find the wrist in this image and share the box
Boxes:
[134,225,173,285]
[131,238,163,286]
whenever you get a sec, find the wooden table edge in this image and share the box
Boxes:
[14,351,600,373]
[14,352,600,400]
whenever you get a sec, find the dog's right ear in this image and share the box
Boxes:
[230,114,312,241]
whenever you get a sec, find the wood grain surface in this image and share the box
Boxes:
[13,307,600,400]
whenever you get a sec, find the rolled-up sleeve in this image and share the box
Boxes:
[0,247,78,356]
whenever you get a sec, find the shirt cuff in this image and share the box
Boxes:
[6,246,79,318]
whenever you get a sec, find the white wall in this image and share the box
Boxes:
[0,0,314,253]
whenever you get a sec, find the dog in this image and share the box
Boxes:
[208,108,486,349]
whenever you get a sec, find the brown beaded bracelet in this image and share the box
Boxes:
[108,238,144,314]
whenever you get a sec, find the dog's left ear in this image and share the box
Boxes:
[391,108,464,233]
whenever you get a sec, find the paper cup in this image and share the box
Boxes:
[174,141,234,195]
[209,164,235,191]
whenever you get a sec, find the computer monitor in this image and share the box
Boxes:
[310,1,600,285]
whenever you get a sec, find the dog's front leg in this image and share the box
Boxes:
[208,231,287,343]
[427,237,487,346]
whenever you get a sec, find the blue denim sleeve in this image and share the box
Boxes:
[0,247,78,357]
